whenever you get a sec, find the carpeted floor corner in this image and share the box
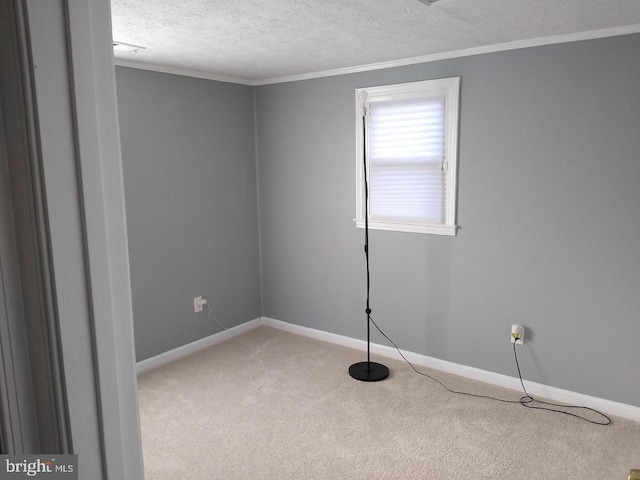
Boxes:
[137,326,640,480]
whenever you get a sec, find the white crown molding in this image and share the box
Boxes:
[136,318,261,374]
[113,57,255,86]
[261,317,640,422]
[254,24,640,85]
[115,24,640,86]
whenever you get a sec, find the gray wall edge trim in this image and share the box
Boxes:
[253,88,265,314]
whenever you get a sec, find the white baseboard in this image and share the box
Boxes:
[261,317,640,422]
[136,318,262,374]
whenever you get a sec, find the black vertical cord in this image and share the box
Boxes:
[363,114,372,369]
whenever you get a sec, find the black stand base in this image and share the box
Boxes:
[349,361,389,382]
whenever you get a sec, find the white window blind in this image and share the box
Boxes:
[355,77,460,236]
[368,96,446,224]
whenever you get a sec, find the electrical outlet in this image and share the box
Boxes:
[511,324,525,345]
[193,296,207,313]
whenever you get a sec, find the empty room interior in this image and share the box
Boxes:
[8,0,640,478]
[111,1,640,478]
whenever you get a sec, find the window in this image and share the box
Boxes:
[355,77,460,235]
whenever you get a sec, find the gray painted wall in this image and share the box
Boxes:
[255,34,640,407]
[116,67,261,362]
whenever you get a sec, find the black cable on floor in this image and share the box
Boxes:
[367,316,611,426]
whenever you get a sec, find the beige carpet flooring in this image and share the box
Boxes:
[138,326,640,480]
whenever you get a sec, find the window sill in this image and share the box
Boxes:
[354,219,457,236]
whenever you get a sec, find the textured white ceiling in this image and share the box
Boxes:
[111,0,640,82]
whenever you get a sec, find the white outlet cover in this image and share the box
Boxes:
[511,324,525,345]
[194,296,204,313]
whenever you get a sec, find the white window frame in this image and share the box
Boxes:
[355,77,460,236]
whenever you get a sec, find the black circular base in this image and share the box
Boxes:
[349,361,390,382]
